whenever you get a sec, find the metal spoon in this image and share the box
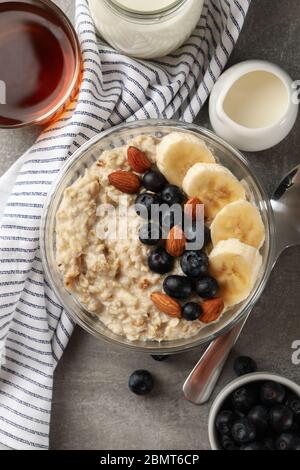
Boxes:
[183,164,300,405]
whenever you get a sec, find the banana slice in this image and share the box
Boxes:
[211,200,265,249]
[209,239,262,307]
[156,132,215,186]
[182,163,246,220]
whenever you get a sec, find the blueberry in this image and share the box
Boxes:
[128,370,154,395]
[260,381,286,406]
[275,433,300,450]
[195,277,219,299]
[184,221,210,245]
[216,410,236,435]
[231,387,257,413]
[285,391,299,408]
[139,222,161,245]
[135,192,161,218]
[160,184,185,206]
[151,355,169,362]
[220,434,238,451]
[142,170,167,193]
[269,405,294,433]
[184,220,204,251]
[248,406,269,434]
[163,275,193,300]
[180,250,209,278]
[235,410,247,419]
[233,356,258,377]
[231,418,256,444]
[262,437,275,450]
[240,442,263,450]
[161,210,176,231]
[184,219,196,241]
[148,246,174,274]
[290,421,300,435]
[289,398,300,424]
[182,302,202,321]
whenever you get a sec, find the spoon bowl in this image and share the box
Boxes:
[271,164,300,261]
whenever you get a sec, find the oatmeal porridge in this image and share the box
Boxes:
[56,132,265,342]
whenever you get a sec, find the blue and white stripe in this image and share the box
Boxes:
[0,0,251,449]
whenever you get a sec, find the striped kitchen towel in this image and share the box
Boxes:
[0,0,251,449]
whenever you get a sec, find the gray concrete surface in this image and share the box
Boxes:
[0,0,300,450]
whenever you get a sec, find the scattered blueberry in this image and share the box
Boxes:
[231,418,256,444]
[231,387,257,413]
[163,275,193,300]
[260,381,286,407]
[148,246,174,274]
[128,370,154,395]
[195,276,219,299]
[180,250,209,278]
[234,356,258,377]
[182,302,202,321]
[139,222,161,245]
[151,355,169,362]
[275,433,300,451]
[216,410,236,435]
[269,405,294,433]
[135,192,160,218]
[248,405,269,434]
[142,170,167,193]
[220,434,238,451]
[160,184,185,206]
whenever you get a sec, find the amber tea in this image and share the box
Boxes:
[0,0,81,127]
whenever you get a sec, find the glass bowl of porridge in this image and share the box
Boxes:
[40,120,275,354]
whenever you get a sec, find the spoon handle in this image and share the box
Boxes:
[183,314,250,405]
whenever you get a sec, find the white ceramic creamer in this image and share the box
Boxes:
[209,60,299,152]
[89,0,204,59]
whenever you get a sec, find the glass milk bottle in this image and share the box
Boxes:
[89,0,204,59]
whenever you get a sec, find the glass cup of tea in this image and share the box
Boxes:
[0,0,82,128]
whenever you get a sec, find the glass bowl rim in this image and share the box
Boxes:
[0,0,82,130]
[40,119,276,354]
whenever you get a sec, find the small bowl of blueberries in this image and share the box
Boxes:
[208,356,300,450]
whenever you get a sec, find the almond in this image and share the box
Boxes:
[199,298,224,324]
[184,197,202,220]
[166,225,186,257]
[108,170,141,194]
[151,292,182,318]
[127,146,152,173]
